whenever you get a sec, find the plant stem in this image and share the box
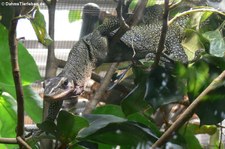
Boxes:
[8,11,24,140]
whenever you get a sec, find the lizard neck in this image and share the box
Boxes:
[58,39,96,86]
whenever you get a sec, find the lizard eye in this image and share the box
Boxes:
[62,79,69,88]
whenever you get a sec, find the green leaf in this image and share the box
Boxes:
[92,105,125,118]
[0,23,42,123]
[79,120,158,146]
[203,30,225,57]
[56,110,89,143]
[147,0,156,6]
[196,85,225,125]
[68,10,81,23]
[144,66,186,109]
[23,86,43,122]
[182,29,205,60]
[178,124,203,149]
[127,112,161,137]
[195,125,217,135]
[77,114,127,139]
[199,13,225,33]
[29,8,52,46]
[0,24,41,85]
[1,85,43,123]
[209,130,224,149]
[0,93,17,137]
[0,92,19,148]
[0,0,14,29]
[187,61,209,98]
[189,12,212,29]
[199,12,213,23]
[121,83,152,116]
[37,120,57,136]
[129,0,138,11]
[187,55,225,125]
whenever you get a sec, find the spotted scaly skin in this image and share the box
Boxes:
[44,4,190,121]
[44,16,120,121]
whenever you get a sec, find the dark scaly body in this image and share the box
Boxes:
[44,4,190,121]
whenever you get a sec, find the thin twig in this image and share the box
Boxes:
[0,138,17,144]
[109,0,130,47]
[151,0,169,68]
[8,9,24,140]
[83,63,119,114]
[217,124,225,129]
[152,70,225,148]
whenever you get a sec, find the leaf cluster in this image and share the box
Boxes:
[0,0,225,148]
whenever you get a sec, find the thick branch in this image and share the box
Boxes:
[45,0,57,79]
[152,70,225,148]
[8,11,24,139]
[42,1,57,148]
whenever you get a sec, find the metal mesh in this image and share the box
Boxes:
[20,0,117,77]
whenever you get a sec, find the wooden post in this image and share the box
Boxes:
[80,3,100,38]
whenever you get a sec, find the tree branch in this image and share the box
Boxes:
[0,137,32,149]
[0,138,17,144]
[151,0,169,68]
[152,70,225,148]
[8,9,24,142]
[83,63,119,114]
[16,136,31,149]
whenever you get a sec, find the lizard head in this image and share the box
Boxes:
[44,77,83,101]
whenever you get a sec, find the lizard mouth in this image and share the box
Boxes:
[44,87,74,101]
[44,85,84,101]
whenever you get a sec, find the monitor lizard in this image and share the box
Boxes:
[43,4,191,121]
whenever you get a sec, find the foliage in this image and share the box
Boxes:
[0,0,225,149]
[0,4,45,148]
[187,55,225,125]
[68,10,81,23]
[0,23,43,122]
[29,7,53,46]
